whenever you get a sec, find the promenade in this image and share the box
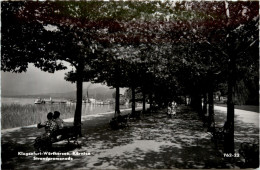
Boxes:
[1,106,259,169]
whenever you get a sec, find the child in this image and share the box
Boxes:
[168,102,177,118]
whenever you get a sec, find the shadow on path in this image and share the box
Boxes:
[1,106,258,169]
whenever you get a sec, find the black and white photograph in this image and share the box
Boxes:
[1,1,259,169]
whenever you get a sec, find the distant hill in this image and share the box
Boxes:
[3,85,116,100]
[85,86,116,100]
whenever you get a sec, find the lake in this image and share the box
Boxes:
[1,97,37,105]
[1,97,130,113]
[1,97,133,129]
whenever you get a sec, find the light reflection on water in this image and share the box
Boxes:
[81,103,130,116]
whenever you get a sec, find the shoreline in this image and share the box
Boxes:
[1,107,141,134]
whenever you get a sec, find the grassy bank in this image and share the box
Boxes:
[1,104,76,129]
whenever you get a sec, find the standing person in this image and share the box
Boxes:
[53,111,64,129]
[172,101,176,107]
[171,101,177,117]
[167,102,173,118]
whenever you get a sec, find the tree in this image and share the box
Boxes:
[3,2,258,145]
[222,1,258,154]
[2,1,111,134]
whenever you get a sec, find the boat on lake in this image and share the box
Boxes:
[44,97,54,104]
[103,101,110,105]
[59,100,67,104]
[95,100,104,105]
[83,98,91,103]
[34,98,45,104]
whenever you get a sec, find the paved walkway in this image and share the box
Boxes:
[1,106,259,169]
[214,106,259,128]
[214,106,259,157]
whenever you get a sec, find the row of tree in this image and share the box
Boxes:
[2,1,258,153]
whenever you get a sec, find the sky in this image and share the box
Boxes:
[1,63,126,96]
[1,63,88,96]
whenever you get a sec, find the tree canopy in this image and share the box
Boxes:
[2,1,258,137]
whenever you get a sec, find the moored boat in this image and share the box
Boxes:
[34,98,45,104]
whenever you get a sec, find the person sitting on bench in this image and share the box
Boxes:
[53,111,64,129]
[35,112,80,151]
[37,112,58,140]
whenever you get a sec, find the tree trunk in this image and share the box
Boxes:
[203,93,208,116]
[208,88,214,129]
[74,67,83,137]
[191,92,202,115]
[115,85,120,116]
[202,93,207,127]
[198,95,202,117]
[131,85,136,117]
[224,0,235,154]
[142,88,146,114]
[225,53,235,154]
[190,95,195,108]
[149,93,152,113]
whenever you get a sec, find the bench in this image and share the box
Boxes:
[208,124,226,148]
[34,125,81,152]
[239,142,259,168]
[129,111,142,120]
[109,114,129,130]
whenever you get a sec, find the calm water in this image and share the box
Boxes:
[1,97,130,115]
[1,97,36,105]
